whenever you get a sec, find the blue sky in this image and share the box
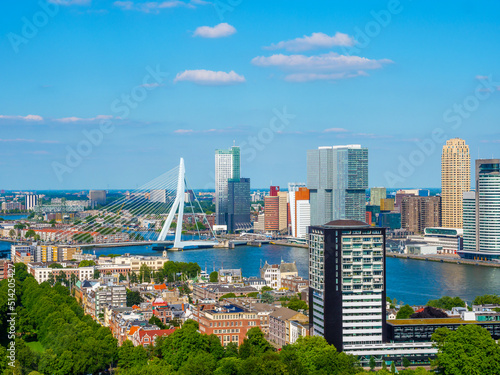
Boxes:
[1,0,499,190]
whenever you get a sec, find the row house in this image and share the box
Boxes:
[108,309,156,345]
[224,299,276,336]
[27,263,95,284]
[193,303,261,346]
[269,307,309,348]
[153,303,187,325]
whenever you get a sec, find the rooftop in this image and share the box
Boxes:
[324,219,370,227]
[389,318,483,325]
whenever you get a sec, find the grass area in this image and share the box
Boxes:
[26,341,45,353]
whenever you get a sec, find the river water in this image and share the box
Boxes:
[3,239,500,305]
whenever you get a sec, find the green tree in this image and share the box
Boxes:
[126,289,143,307]
[220,293,237,300]
[139,263,152,283]
[93,269,100,279]
[426,296,465,310]
[285,298,308,311]
[396,305,414,319]
[432,324,500,374]
[118,340,148,369]
[261,292,274,304]
[238,327,274,359]
[402,357,410,368]
[473,294,500,306]
[25,229,36,238]
[210,271,219,282]
[390,362,396,374]
[9,229,16,238]
[261,286,273,292]
[224,342,238,358]
[149,315,166,329]
[78,260,96,267]
[370,356,376,371]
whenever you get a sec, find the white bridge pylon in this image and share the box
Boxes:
[157,158,218,249]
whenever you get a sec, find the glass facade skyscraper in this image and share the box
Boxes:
[215,146,240,226]
[307,145,368,225]
[226,177,251,232]
[461,159,500,260]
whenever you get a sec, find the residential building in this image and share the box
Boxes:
[370,187,386,206]
[307,145,368,225]
[131,328,177,347]
[269,307,309,347]
[462,191,476,253]
[194,303,261,346]
[308,220,386,351]
[2,202,22,211]
[460,159,500,260]
[441,138,470,228]
[260,261,299,289]
[281,276,309,292]
[150,189,168,203]
[401,196,441,234]
[264,195,279,231]
[192,284,258,303]
[27,263,95,284]
[288,183,310,238]
[218,268,243,284]
[226,178,251,232]
[215,146,240,226]
[0,260,12,280]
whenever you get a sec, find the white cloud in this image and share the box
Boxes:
[56,115,113,123]
[0,114,43,121]
[113,0,207,12]
[174,70,245,85]
[252,52,391,71]
[174,129,194,134]
[285,71,368,82]
[265,32,355,52]
[323,128,348,133]
[252,52,392,82]
[193,23,236,38]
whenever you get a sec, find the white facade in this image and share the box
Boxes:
[296,200,310,238]
[25,194,39,210]
[215,147,239,225]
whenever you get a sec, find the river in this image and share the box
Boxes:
[3,240,500,305]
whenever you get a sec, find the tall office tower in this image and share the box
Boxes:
[25,193,38,210]
[308,220,386,351]
[150,189,168,203]
[278,191,288,232]
[441,138,470,228]
[401,196,441,233]
[264,195,279,231]
[288,183,310,238]
[307,145,368,225]
[370,187,386,206]
[88,190,106,207]
[226,178,251,232]
[215,146,240,226]
[471,160,500,259]
[462,191,476,252]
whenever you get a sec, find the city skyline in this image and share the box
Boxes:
[1,1,500,189]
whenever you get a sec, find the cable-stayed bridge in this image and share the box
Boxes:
[54,158,219,250]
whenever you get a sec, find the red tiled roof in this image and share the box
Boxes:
[154,283,167,290]
[138,328,177,340]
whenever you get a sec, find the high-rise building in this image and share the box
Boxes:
[307,145,368,225]
[278,191,288,232]
[288,183,310,238]
[401,196,441,234]
[370,187,386,206]
[226,178,251,233]
[150,189,168,203]
[25,193,38,210]
[88,190,106,207]
[308,220,386,351]
[215,146,240,226]
[441,138,470,228]
[263,187,288,233]
[461,160,500,260]
[462,191,476,253]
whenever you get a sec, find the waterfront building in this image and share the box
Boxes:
[288,183,310,238]
[460,159,500,260]
[462,191,476,253]
[88,190,106,207]
[407,227,463,255]
[441,138,470,229]
[226,178,251,232]
[260,261,299,289]
[370,187,386,206]
[401,196,441,234]
[307,145,368,225]
[1,201,23,211]
[308,220,386,350]
[215,146,240,226]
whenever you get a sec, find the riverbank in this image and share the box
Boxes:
[270,240,308,248]
[388,252,500,268]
